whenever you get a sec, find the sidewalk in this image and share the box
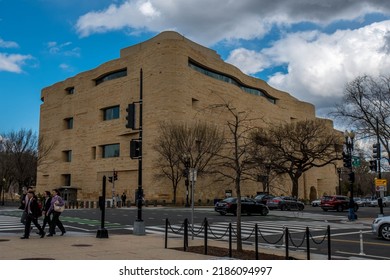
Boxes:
[0,232,213,260]
[0,230,332,260]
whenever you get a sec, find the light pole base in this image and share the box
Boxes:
[348,208,357,221]
[133,220,145,235]
[96,228,109,238]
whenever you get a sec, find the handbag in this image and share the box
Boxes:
[54,203,65,212]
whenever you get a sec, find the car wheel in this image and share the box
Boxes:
[219,211,226,216]
[379,223,390,240]
[298,205,304,211]
[260,207,269,216]
[280,204,286,211]
[336,205,343,212]
[322,208,328,212]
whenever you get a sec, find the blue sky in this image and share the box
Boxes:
[1,0,390,134]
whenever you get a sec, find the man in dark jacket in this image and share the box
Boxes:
[21,191,45,239]
[41,190,52,232]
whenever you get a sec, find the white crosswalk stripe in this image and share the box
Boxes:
[0,215,25,232]
[145,219,370,238]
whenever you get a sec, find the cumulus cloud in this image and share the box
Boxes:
[0,53,33,73]
[75,0,390,44]
[261,21,390,111]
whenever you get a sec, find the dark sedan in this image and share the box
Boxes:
[267,196,305,211]
[215,197,269,216]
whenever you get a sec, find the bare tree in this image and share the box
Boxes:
[0,129,38,194]
[209,102,259,252]
[153,121,224,204]
[331,75,390,164]
[251,119,342,198]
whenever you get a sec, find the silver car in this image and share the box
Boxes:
[372,216,390,240]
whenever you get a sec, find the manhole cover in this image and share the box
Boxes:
[72,244,93,247]
[0,239,10,242]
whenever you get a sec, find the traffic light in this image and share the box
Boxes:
[342,151,352,168]
[126,103,136,129]
[130,139,141,159]
[108,176,113,183]
[369,160,377,172]
[373,143,381,160]
[114,171,118,181]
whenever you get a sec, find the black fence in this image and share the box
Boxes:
[164,218,331,260]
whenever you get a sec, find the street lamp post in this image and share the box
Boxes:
[265,162,271,194]
[337,168,342,195]
[1,178,5,206]
[344,130,357,221]
[183,154,191,207]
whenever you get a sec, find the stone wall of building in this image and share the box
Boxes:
[37,31,339,204]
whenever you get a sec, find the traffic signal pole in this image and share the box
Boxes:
[133,69,145,235]
[375,118,384,216]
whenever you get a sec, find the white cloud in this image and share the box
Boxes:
[0,38,19,49]
[226,48,271,74]
[266,21,390,108]
[75,0,390,44]
[46,41,80,57]
[0,53,33,73]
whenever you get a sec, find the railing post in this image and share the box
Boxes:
[229,222,232,258]
[306,227,310,260]
[285,227,289,260]
[255,224,259,260]
[184,218,188,251]
[327,225,331,260]
[204,218,208,255]
[165,218,168,249]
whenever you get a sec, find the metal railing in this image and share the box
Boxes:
[164,218,331,260]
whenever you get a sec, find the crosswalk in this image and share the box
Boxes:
[0,210,371,239]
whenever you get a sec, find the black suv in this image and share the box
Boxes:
[320,195,359,212]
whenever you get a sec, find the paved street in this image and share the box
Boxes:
[1,205,389,260]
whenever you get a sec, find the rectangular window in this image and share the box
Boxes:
[65,117,73,129]
[65,87,75,94]
[63,150,72,162]
[62,174,71,186]
[102,144,120,158]
[103,106,120,120]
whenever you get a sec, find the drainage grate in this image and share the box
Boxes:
[0,239,10,242]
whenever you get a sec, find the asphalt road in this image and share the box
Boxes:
[1,205,389,260]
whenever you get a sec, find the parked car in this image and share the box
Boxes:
[267,196,305,211]
[311,199,321,207]
[370,197,390,207]
[214,197,269,216]
[372,216,390,240]
[320,195,359,212]
[354,197,367,207]
[254,194,275,205]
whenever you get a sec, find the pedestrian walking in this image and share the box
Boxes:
[20,190,45,239]
[47,189,66,236]
[19,186,33,226]
[41,191,52,232]
[121,192,127,207]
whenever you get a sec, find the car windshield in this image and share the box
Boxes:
[223,197,236,203]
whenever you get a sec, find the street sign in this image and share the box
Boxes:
[375,179,387,192]
[352,156,360,167]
